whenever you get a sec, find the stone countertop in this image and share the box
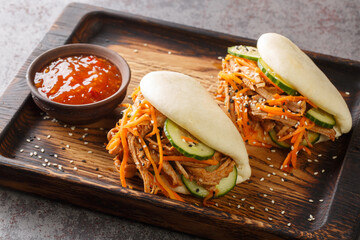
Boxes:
[0,0,359,239]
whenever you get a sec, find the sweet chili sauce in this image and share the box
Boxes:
[34,55,122,105]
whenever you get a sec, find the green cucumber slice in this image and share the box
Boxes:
[258,58,299,96]
[164,119,215,160]
[305,108,335,129]
[228,45,260,61]
[269,129,320,148]
[268,129,291,149]
[181,166,237,198]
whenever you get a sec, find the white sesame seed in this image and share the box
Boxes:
[19,149,24,153]
[100,127,104,131]
[260,177,264,182]
[54,154,58,158]
[321,169,325,173]
[314,172,319,175]
[281,178,285,182]
[42,163,46,167]
[38,156,42,159]
[217,56,222,60]
[84,142,88,145]
[168,51,172,55]
[66,144,70,148]
[309,199,314,202]
[269,164,274,168]
[271,200,275,204]
[33,151,37,156]
[309,214,314,218]
[47,135,51,139]
[53,163,57,166]
[88,151,93,154]
[319,199,324,202]
[68,133,73,136]
[143,43,148,46]
[263,194,268,197]
[34,145,39,149]
[237,205,241,209]
[287,223,292,227]
[267,157,271,161]
[271,149,276,153]
[268,217,273,221]
[281,210,285,215]
[98,174,103,178]
[44,159,49,163]
[215,203,218,206]
[269,187,273,191]
[47,162,51,166]
[265,208,269,212]
[241,198,245,201]
[84,128,89,131]
[58,165,62,170]
[70,126,76,130]
[318,154,322,157]
[332,156,337,159]
[283,173,287,176]
[133,49,138,53]
[250,206,255,210]
[314,159,319,162]
[70,160,74,164]
[345,92,350,95]
[307,159,312,162]
[267,173,271,177]
[272,172,276,176]
[26,139,31,143]
[74,167,78,170]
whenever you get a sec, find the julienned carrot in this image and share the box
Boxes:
[119,107,132,187]
[138,135,184,202]
[234,72,257,83]
[163,156,218,165]
[234,57,255,69]
[123,114,151,128]
[257,104,302,118]
[181,136,199,144]
[149,106,164,173]
[218,71,239,91]
[266,96,307,105]
[131,86,140,101]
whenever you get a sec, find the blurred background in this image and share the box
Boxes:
[0,0,359,239]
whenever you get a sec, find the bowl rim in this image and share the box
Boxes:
[26,43,131,109]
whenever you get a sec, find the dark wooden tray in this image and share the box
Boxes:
[0,3,359,239]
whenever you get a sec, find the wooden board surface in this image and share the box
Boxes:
[0,3,359,239]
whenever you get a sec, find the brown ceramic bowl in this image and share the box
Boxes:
[26,44,131,124]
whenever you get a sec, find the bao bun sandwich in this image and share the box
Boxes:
[217,33,352,170]
[107,71,250,203]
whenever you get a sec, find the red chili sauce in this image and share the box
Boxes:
[34,55,122,105]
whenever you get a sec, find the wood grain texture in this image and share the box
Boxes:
[0,3,359,239]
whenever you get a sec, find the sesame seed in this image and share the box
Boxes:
[281,210,285,215]
[319,199,324,202]
[47,162,51,166]
[307,159,312,162]
[53,163,57,167]
[263,194,268,197]
[318,154,322,157]
[66,144,70,148]
[143,43,148,46]
[217,56,222,60]
[260,177,264,182]
[98,174,103,178]
[84,142,88,145]
[309,199,314,202]
[271,200,275,204]
[33,151,38,156]
[281,178,285,182]
[332,156,337,159]
[168,51,172,55]
[133,49,138,53]
[267,173,271,177]
[269,164,274,168]
[44,159,49,163]
[42,163,46,167]
[68,133,73,136]
[54,154,58,158]
[70,126,76,130]
[58,165,62,170]
[249,206,255,210]
[73,167,78,170]
[241,198,245,201]
[19,149,24,153]
[267,157,271,161]
[265,208,269,212]
[70,160,74,164]
[34,145,39,149]
[37,137,41,141]
[314,159,319,162]
[283,173,287,176]
[271,149,276,153]
[40,148,44,153]
[84,128,89,131]
[237,205,241,208]
[26,139,31,143]
[215,203,218,207]
[287,223,292,227]
[47,135,51,139]
[88,151,93,154]
[269,187,273,191]
[314,172,319,175]
[321,169,325,173]
[345,92,350,95]
[268,217,273,221]
[38,156,42,159]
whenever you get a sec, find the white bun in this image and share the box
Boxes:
[257,33,352,134]
[140,71,250,184]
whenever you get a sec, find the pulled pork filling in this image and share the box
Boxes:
[106,87,235,201]
[216,54,336,170]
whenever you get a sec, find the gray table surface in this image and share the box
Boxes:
[0,0,359,239]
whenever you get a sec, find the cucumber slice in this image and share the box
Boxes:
[164,119,215,160]
[305,108,335,129]
[258,58,299,96]
[269,129,320,148]
[302,131,320,146]
[268,129,291,149]
[228,45,260,61]
[181,166,237,198]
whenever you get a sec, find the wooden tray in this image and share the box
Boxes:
[0,3,359,239]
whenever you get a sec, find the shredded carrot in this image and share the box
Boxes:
[123,114,151,128]
[131,86,140,101]
[298,145,312,155]
[149,106,164,173]
[138,134,184,202]
[163,156,218,165]
[255,68,284,93]
[234,57,256,69]
[234,72,258,83]
[218,71,239,91]
[257,104,302,118]
[266,96,307,105]
[119,107,132,187]
[180,136,199,144]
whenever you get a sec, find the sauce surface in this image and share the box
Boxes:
[34,55,122,105]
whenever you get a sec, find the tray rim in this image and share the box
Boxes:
[0,3,359,239]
